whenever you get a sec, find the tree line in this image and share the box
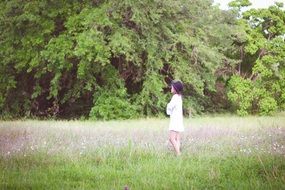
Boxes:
[0,0,284,119]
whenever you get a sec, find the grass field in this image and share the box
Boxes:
[0,115,285,189]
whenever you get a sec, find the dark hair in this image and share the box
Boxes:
[171,80,183,94]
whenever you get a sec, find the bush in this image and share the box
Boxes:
[89,91,138,120]
[227,75,281,116]
[259,97,277,115]
[227,75,255,116]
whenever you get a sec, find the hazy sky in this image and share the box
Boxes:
[213,0,284,10]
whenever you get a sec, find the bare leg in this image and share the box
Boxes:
[169,130,181,156]
[169,132,175,149]
[176,132,181,154]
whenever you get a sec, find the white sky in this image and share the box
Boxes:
[213,0,285,10]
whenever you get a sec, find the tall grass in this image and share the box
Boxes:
[0,116,285,189]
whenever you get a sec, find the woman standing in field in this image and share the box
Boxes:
[166,80,184,156]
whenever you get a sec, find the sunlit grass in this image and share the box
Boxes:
[0,115,285,189]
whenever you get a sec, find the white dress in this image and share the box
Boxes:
[166,94,184,132]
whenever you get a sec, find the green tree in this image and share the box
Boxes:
[0,0,241,119]
[227,2,285,115]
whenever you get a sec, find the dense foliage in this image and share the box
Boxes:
[0,0,284,119]
[227,0,285,115]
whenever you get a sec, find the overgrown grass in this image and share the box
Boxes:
[0,116,285,189]
[1,149,284,189]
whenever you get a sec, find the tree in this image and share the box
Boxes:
[0,0,241,119]
[227,2,285,115]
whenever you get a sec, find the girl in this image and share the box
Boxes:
[166,80,184,156]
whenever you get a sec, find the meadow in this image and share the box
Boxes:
[0,115,285,189]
